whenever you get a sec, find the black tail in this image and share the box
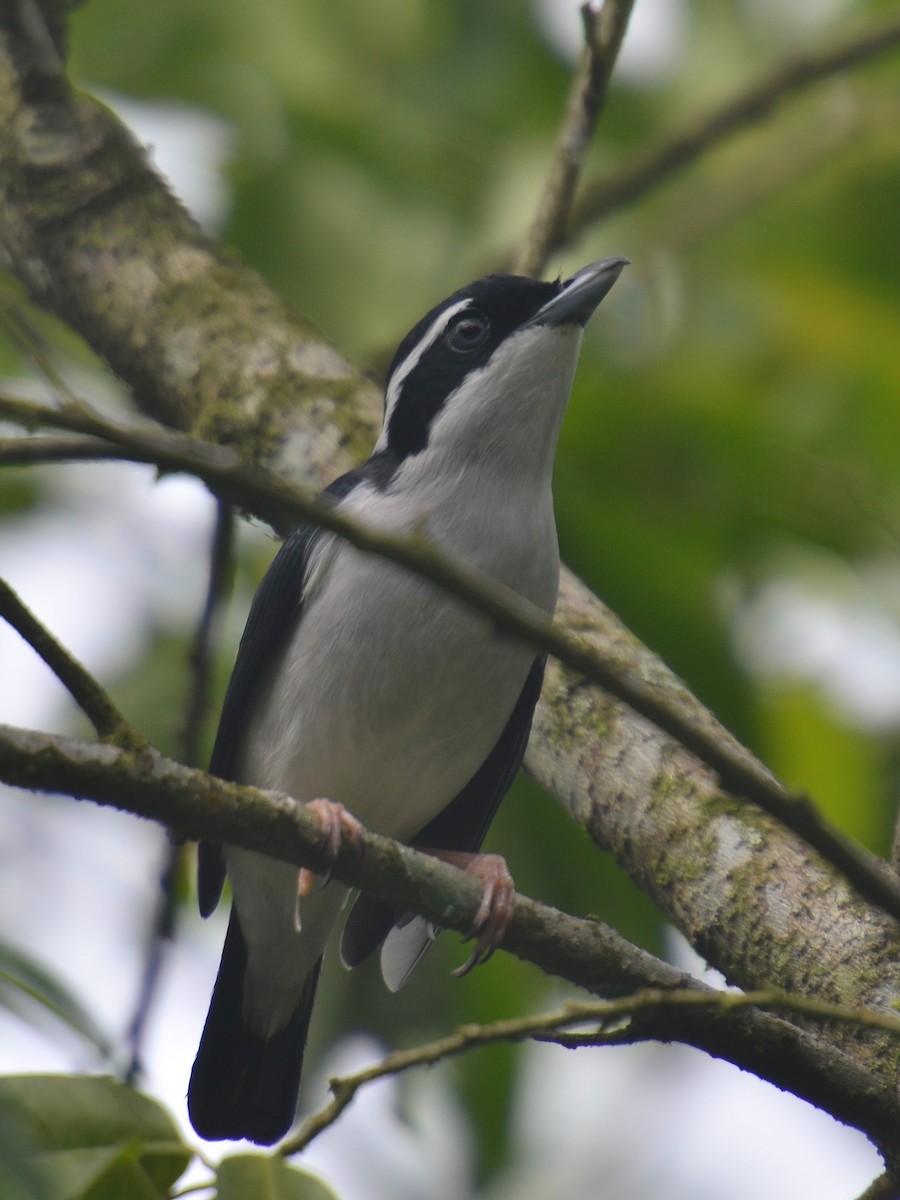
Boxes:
[188,911,321,1145]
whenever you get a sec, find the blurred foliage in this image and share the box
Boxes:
[0,1076,331,1199]
[0,940,116,1063]
[215,1153,338,1198]
[0,1076,191,1199]
[2,0,900,1189]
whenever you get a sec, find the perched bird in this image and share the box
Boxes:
[187,257,627,1145]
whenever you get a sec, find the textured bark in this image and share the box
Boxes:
[2,720,897,1155]
[528,574,900,1090]
[0,18,374,474]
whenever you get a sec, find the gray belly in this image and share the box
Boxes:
[239,541,548,839]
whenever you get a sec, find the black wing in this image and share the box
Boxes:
[340,654,547,967]
[197,466,375,917]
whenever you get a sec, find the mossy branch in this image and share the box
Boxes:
[0,575,140,746]
[0,718,895,1155]
[2,389,899,928]
[283,986,900,1156]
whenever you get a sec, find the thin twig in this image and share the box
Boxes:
[1,721,896,1149]
[12,0,66,81]
[0,296,84,409]
[124,502,234,1081]
[537,988,900,1044]
[510,12,900,262]
[0,576,138,744]
[2,389,900,926]
[571,13,900,236]
[654,86,886,255]
[0,434,135,466]
[281,986,900,1155]
[124,839,182,1085]
[513,0,635,278]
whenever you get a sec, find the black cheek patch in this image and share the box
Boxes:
[384,274,561,461]
[386,343,496,458]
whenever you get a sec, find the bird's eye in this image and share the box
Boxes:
[446,312,490,354]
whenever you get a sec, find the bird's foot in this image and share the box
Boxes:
[298,798,364,898]
[419,849,516,976]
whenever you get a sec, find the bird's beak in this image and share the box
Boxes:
[522,256,629,329]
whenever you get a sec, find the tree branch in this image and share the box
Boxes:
[0,6,376,470]
[648,83,893,255]
[3,388,900,927]
[0,575,139,744]
[125,501,234,1082]
[0,724,713,1001]
[512,0,635,278]
[0,434,132,466]
[0,293,84,409]
[567,12,900,246]
[283,986,900,1156]
[0,719,896,1158]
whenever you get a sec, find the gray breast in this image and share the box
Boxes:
[242,464,558,838]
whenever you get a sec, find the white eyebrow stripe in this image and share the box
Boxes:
[377,298,473,449]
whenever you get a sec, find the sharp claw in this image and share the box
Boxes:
[451,929,499,977]
[301,798,363,891]
[471,880,494,933]
[413,849,515,976]
[451,947,482,978]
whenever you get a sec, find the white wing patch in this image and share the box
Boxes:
[380,914,439,992]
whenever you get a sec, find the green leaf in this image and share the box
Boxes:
[0,1093,59,1200]
[215,1153,339,1200]
[0,1076,191,1200]
[0,940,115,1061]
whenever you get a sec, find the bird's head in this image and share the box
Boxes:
[375,258,628,473]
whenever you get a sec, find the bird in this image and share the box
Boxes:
[187,256,628,1145]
